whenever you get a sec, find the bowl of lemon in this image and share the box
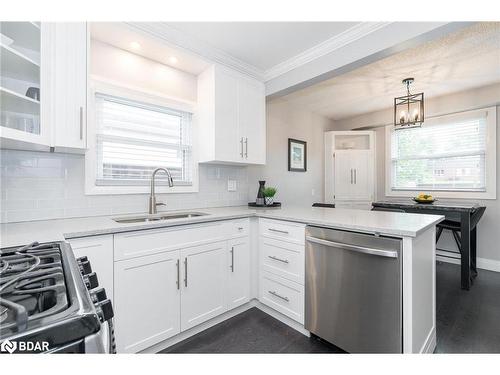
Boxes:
[413,193,436,204]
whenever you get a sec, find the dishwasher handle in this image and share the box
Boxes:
[306,236,398,258]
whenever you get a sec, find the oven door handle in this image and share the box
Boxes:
[306,236,398,258]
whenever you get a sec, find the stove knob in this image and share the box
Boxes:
[90,287,107,303]
[77,256,88,263]
[83,272,99,290]
[79,260,93,275]
[95,299,114,322]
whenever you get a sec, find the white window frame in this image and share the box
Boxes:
[385,106,497,199]
[85,79,199,195]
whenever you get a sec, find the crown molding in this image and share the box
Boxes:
[263,22,392,81]
[126,22,266,81]
[126,22,392,83]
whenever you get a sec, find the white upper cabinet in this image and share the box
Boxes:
[0,22,87,152]
[197,64,266,165]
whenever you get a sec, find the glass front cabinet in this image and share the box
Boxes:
[0,22,87,152]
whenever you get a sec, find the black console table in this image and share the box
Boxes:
[372,200,486,290]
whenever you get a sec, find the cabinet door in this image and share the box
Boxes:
[333,151,354,200]
[214,66,240,162]
[238,77,266,164]
[114,251,181,353]
[226,237,250,310]
[180,241,227,331]
[68,235,114,303]
[53,22,87,150]
[351,151,373,200]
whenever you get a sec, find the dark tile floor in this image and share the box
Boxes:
[160,262,500,353]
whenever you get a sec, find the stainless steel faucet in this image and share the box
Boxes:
[148,168,174,214]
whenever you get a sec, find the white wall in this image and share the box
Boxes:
[0,41,248,223]
[332,83,500,266]
[90,39,197,102]
[247,98,334,206]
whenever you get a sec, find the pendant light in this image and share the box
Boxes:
[394,78,424,129]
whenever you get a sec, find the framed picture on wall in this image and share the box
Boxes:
[288,138,307,172]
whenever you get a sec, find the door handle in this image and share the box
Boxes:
[176,259,180,289]
[230,247,234,272]
[306,236,398,258]
[268,255,289,264]
[268,228,289,234]
[79,106,83,140]
[184,258,188,287]
[244,137,248,158]
[268,290,289,302]
[240,137,244,158]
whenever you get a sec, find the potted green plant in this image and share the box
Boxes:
[263,187,277,206]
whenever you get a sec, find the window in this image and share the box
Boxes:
[386,107,496,199]
[94,93,193,187]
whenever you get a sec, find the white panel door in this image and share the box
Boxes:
[114,251,181,353]
[238,77,266,164]
[214,66,240,162]
[53,22,87,150]
[69,235,114,303]
[351,150,373,200]
[226,237,250,310]
[180,241,227,331]
[333,151,354,200]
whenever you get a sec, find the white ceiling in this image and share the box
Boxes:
[280,22,500,121]
[165,22,359,72]
[90,22,210,75]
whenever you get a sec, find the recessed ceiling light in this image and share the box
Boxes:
[130,41,141,50]
[169,56,178,64]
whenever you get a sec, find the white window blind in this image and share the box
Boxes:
[391,113,487,192]
[95,93,192,186]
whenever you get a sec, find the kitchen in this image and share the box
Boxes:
[1,6,500,370]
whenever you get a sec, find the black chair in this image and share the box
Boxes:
[436,220,462,251]
[312,203,335,208]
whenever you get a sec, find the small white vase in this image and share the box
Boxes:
[265,197,274,206]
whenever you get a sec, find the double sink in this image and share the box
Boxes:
[113,212,208,224]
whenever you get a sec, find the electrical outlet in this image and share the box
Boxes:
[227,180,237,192]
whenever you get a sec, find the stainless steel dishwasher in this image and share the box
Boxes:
[305,226,402,353]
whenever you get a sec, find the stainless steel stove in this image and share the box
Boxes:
[0,241,114,353]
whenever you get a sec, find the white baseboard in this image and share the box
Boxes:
[253,301,310,337]
[437,255,500,273]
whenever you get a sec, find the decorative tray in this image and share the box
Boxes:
[248,202,281,208]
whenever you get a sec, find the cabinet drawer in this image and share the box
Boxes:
[259,218,305,245]
[260,271,304,324]
[114,221,231,261]
[228,218,250,237]
[261,237,304,285]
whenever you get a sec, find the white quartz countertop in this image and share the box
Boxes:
[0,205,444,248]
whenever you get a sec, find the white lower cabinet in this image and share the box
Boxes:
[180,241,227,331]
[114,251,181,353]
[68,235,114,303]
[226,237,250,310]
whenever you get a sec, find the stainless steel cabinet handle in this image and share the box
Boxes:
[230,247,234,272]
[268,228,289,234]
[350,169,353,184]
[176,259,180,289]
[268,290,289,302]
[237,227,244,231]
[184,258,188,287]
[268,255,289,264]
[306,236,398,258]
[79,106,83,140]
[244,137,248,158]
[240,138,244,158]
[354,169,357,184]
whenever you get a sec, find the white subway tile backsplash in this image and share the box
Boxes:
[0,150,249,223]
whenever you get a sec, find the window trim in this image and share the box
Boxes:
[85,79,199,195]
[385,106,497,200]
